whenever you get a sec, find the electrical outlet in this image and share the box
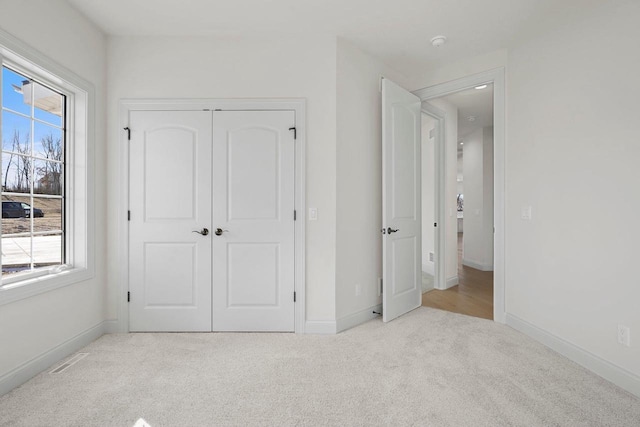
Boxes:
[429,252,434,262]
[355,283,362,296]
[618,324,631,347]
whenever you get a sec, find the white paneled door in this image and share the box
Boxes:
[129,111,213,332]
[129,110,295,332]
[212,111,295,331]
[381,78,422,322]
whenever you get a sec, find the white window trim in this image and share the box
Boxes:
[0,28,95,306]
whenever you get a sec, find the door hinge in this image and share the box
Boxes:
[294,210,297,221]
[127,292,130,302]
[288,126,297,140]
[293,291,296,302]
[123,127,131,141]
[128,211,131,221]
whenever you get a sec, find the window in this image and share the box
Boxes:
[2,66,66,277]
[0,31,94,304]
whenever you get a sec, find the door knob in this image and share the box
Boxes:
[214,228,229,236]
[387,227,399,234]
[192,228,209,236]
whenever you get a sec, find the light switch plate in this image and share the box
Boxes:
[309,208,318,220]
[521,206,532,220]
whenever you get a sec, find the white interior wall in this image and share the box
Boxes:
[421,113,436,276]
[462,126,493,270]
[427,98,458,287]
[407,49,508,92]
[105,35,338,325]
[0,0,107,385]
[506,1,639,378]
[334,39,410,326]
[462,128,483,266]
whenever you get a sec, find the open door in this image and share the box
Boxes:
[382,78,422,322]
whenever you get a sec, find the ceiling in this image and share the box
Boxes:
[66,0,603,72]
[440,84,494,144]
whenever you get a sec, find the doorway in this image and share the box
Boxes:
[126,107,299,332]
[421,84,495,320]
[413,68,505,323]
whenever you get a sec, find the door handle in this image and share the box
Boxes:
[192,228,209,236]
[214,228,229,236]
[387,227,399,234]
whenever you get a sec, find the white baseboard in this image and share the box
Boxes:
[103,320,120,334]
[337,304,382,333]
[0,321,107,397]
[304,320,337,334]
[443,276,458,289]
[506,314,640,398]
[462,258,493,271]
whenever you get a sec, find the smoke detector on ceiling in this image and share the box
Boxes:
[430,35,447,48]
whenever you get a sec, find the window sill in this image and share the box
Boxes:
[0,266,94,306]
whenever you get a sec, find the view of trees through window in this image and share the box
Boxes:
[1,65,65,276]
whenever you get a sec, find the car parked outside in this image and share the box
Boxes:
[2,201,25,218]
[21,203,44,218]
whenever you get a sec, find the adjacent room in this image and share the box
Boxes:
[1,0,639,425]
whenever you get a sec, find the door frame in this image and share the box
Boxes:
[116,99,307,333]
[413,68,506,323]
[419,103,446,294]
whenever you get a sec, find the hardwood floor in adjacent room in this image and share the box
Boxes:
[422,233,493,320]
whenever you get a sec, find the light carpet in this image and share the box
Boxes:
[1,307,639,426]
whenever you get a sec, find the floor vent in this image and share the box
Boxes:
[50,352,89,374]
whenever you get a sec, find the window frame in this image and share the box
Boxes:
[1,64,67,278]
[0,29,94,306]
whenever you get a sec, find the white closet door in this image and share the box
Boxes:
[212,111,296,332]
[129,111,213,332]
